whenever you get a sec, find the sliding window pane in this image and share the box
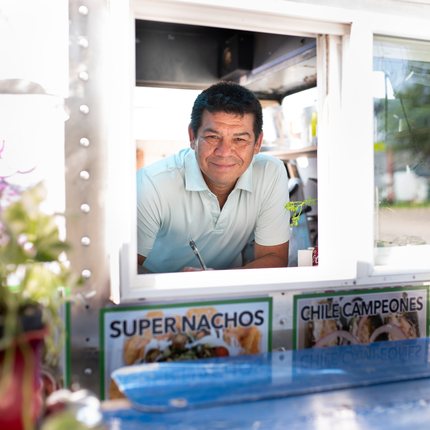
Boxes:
[374,36,430,266]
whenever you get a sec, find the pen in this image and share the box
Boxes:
[189,239,208,270]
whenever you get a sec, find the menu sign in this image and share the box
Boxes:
[100,298,272,399]
[293,286,429,350]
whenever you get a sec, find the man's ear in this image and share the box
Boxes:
[254,132,263,154]
[188,125,196,149]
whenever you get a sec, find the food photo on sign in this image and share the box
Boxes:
[100,299,272,399]
[293,287,429,350]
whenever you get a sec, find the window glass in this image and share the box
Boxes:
[260,88,318,266]
[134,87,314,170]
[373,36,430,266]
[134,87,201,170]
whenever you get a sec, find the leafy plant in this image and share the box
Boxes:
[0,181,80,365]
[285,197,317,227]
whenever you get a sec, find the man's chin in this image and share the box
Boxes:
[206,171,238,183]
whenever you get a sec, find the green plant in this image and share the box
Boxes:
[285,197,317,227]
[0,181,79,365]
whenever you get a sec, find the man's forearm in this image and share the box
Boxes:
[241,254,288,269]
[240,241,289,269]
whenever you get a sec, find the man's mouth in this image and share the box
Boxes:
[212,163,235,168]
[209,160,238,169]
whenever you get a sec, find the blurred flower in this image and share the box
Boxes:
[23,241,35,255]
[17,233,28,246]
[0,178,20,210]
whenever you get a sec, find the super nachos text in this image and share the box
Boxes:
[294,287,429,350]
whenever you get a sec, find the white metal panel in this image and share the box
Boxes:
[343,20,375,279]
[131,0,350,37]
[107,2,136,304]
[367,13,430,41]
[66,0,113,394]
[316,34,356,278]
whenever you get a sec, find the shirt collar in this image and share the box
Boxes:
[234,159,253,193]
[184,148,254,193]
[185,148,209,191]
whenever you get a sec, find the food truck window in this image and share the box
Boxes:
[112,2,350,301]
[373,36,430,272]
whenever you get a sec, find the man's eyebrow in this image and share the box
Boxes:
[201,128,251,138]
[233,132,252,137]
[202,127,220,134]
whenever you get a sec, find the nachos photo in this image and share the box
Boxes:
[122,307,262,366]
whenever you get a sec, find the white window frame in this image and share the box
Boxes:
[343,13,430,287]
[371,35,430,282]
[107,0,430,303]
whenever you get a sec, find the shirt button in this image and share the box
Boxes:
[213,217,217,222]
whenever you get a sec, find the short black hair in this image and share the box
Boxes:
[190,81,263,142]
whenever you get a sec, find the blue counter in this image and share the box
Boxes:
[103,338,430,429]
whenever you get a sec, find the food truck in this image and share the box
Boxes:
[3,0,430,428]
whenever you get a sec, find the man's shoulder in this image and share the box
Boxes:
[253,152,285,171]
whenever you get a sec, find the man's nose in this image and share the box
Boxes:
[214,138,234,155]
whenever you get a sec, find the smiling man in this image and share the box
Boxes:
[137,82,290,273]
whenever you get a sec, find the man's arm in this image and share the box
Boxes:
[138,254,210,273]
[242,241,289,269]
[245,157,290,270]
[137,254,153,274]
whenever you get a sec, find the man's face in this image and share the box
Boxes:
[188,110,263,194]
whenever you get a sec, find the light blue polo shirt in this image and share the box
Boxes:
[137,148,290,273]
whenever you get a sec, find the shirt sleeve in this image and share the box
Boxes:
[254,161,291,247]
[136,168,163,257]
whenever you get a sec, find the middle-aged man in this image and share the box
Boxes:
[137,81,290,273]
